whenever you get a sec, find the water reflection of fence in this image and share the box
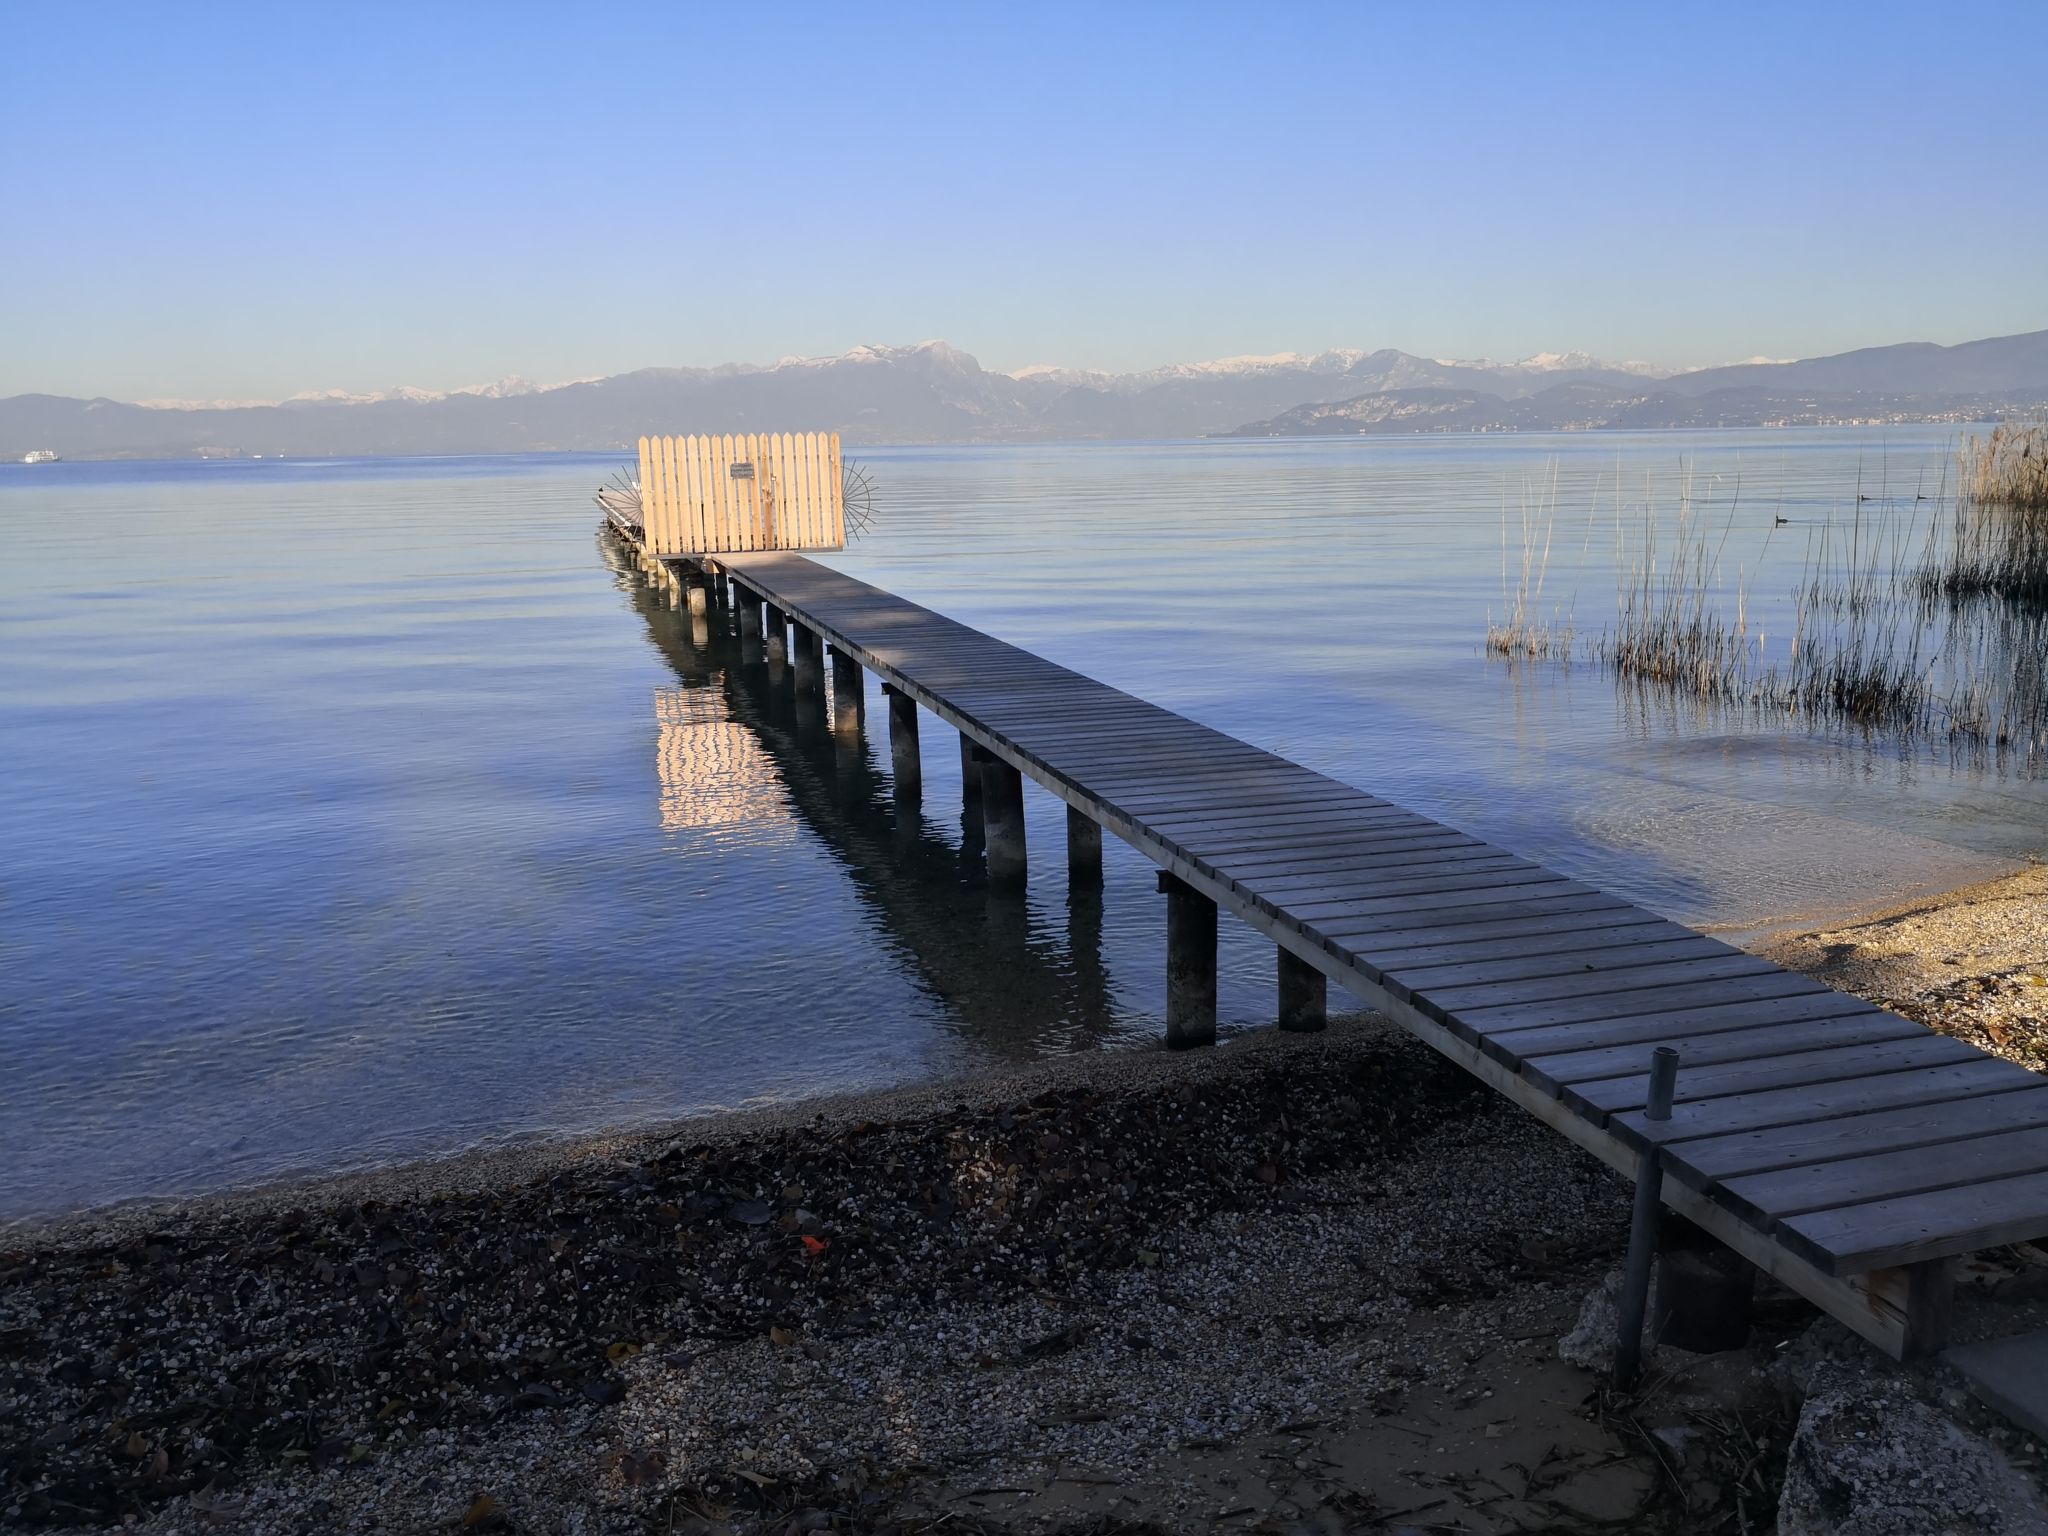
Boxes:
[637,432,844,557]
[653,688,793,839]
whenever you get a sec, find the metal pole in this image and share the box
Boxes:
[1614,1046,1680,1386]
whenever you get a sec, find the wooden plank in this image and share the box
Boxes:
[1391,933,1742,993]
[1210,830,1482,870]
[1452,968,1827,1038]
[1721,1125,2048,1227]
[1657,1086,2048,1187]
[1524,1010,1926,1095]
[1243,867,1561,922]
[1288,872,1580,922]
[1245,858,1542,904]
[1615,1059,2041,1152]
[1480,988,1887,1060]
[1314,890,1639,944]
[1783,1170,2048,1275]
[1418,951,1785,1016]
[1223,844,1512,884]
[1357,914,1693,973]
[1568,1033,1983,1118]
[1172,815,1442,852]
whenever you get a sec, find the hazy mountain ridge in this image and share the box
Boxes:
[5,330,2046,459]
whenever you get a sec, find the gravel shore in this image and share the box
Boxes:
[1762,863,2048,1071]
[5,867,2045,1535]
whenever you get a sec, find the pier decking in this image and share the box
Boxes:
[623,540,2048,1362]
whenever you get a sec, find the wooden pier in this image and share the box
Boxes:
[612,533,2048,1364]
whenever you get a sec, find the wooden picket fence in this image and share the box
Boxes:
[636,432,845,556]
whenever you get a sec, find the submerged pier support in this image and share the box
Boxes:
[1277,948,1327,1032]
[977,747,1027,884]
[1158,872,1218,1048]
[792,623,823,695]
[1067,805,1102,883]
[830,646,865,743]
[883,683,921,798]
[959,733,983,810]
[763,601,788,665]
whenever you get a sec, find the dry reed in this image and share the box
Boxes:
[1485,451,2048,766]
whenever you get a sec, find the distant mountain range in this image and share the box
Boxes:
[5,330,2045,460]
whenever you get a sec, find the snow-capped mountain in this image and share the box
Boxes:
[8,330,2045,458]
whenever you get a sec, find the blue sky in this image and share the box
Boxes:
[3,1,2044,400]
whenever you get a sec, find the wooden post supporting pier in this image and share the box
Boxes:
[830,647,865,743]
[883,684,921,798]
[1278,948,1327,1032]
[959,734,983,807]
[763,602,788,665]
[1158,871,1218,1048]
[737,591,762,638]
[976,747,1027,884]
[1067,805,1102,883]
[792,624,823,695]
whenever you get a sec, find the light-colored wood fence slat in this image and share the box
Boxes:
[653,435,675,555]
[678,435,699,554]
[671,434,690,555]
[787,431,808,548]
[770,432,792,548]
[804,430,824,547]
[636,437,654,539]
[731,432,749,552]
[726,433,746,552]
[827,432,845,546]
[747,432,767,550]
[704,434,726,552]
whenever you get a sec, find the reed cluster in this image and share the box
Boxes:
[1484,472,1577,660]
[1921,422,2048,607]
[1485,452,2048,767]
[1960,420,2048,510]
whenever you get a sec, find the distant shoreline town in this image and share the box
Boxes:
[4,328,2045,460]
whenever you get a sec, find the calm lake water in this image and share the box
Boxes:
[4,432,2043,1222]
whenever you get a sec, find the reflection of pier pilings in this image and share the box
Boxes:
[611,536,1119,1056]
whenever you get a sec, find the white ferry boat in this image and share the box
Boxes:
[21,450,61,464]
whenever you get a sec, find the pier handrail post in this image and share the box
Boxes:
[1614,1046,1680,1386]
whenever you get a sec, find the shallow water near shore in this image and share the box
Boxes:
[2,431,2042,1222]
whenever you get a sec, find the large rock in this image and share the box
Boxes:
[1779,1357,2048,1535]
[1559,1266,1658,1374]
